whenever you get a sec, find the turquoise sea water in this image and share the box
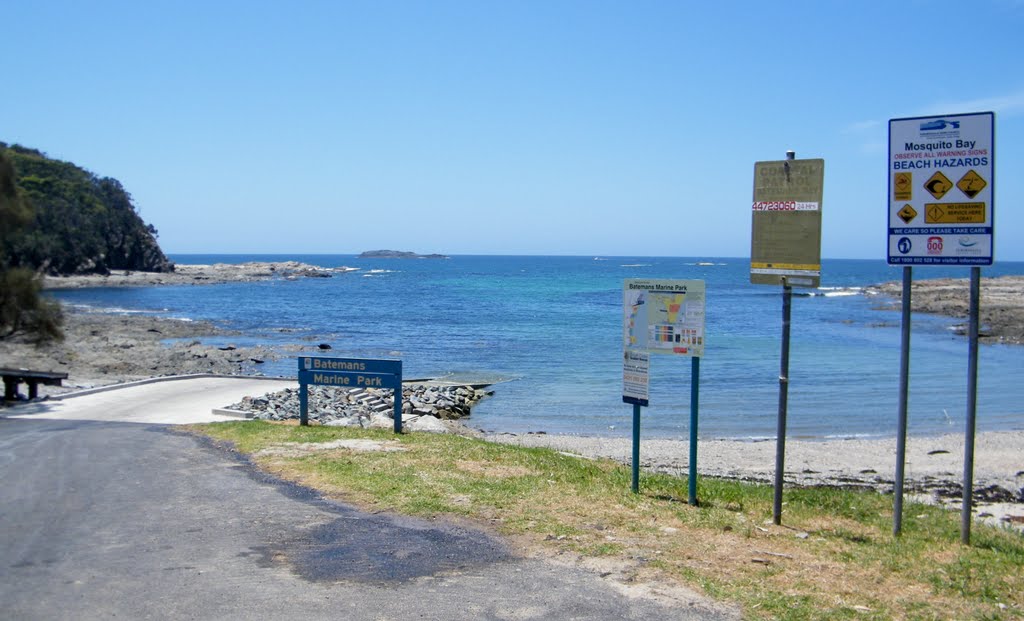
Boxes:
[50,255,1024,440]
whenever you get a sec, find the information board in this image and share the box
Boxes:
[750,159,825,288]
[623,279,705,357]
[622,349,649,407]
[888,112,994,265]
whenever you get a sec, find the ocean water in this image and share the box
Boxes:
[50,255,1024,440]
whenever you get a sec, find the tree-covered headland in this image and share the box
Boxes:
[1,142,172,341]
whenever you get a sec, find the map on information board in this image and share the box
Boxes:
[623,279,705,357]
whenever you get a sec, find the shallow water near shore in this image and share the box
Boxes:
[49,255,1024,440]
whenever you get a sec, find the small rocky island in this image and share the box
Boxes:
[358,250,449,259]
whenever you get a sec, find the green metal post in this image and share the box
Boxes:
[299,381,309,426]
[689,356,700,506]
[631,404,641,494]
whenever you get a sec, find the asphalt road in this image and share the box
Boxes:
[0,377,737,620]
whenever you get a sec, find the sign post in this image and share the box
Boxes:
[297,356,403,433]
[750,151,824,525]
[887,111,994,544]
[623,279,705,502]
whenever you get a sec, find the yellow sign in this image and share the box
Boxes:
[924,202,986,224]
[894,172,912,200]
[750,262,821,271]
[957,170,987,199]
[924,171,952,200]
[897,204,917,224]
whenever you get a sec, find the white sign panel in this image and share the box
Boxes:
[888,112,994,265]
[622,349,649,406]
[624,279,706,357]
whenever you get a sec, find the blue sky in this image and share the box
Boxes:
[4,0,1023,260]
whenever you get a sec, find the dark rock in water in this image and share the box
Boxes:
[318,343,332,350]
[218,345,237,351]
[358,250,450,259]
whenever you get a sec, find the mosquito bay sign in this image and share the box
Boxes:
[750,158,825,288]
[888,112,994,265]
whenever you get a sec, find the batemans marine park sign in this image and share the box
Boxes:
[297,357,403,430]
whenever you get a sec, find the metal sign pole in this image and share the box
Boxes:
[299,379,309,426]
[631,403,642,494]
[961,267,981,544]
[893,266,913,535]
[688,356,700,506]
[773,278,792,525]
[393,367,404,434]
[771,146,797,526]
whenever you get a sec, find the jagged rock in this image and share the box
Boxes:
[406,415,448,434]
[368,413,394,429]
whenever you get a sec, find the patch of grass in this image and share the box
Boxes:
[189,422,1024,620]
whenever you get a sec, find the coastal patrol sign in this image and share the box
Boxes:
[750,158,824,288]
[888,112,995,265]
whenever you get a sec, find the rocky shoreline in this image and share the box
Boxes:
[41,261,359,290]
[0,309,277,398]
[865,275,1024,344]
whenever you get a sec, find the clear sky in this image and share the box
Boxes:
[4,1,1023,260]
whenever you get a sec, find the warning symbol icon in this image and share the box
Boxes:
[897,204,917,224]
[924,171,952,200]
[957,170,986,199]
[894,172,912,201]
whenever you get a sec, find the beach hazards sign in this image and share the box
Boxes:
[750,158,824,288]
[888,112,994,265]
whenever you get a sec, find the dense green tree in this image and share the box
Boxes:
[1,142,173,275]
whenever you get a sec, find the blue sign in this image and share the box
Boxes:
[297,357,403,432]
[299,356,401,375]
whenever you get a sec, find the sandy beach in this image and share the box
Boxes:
[4,264,1022,525]
[486,431,1024,526]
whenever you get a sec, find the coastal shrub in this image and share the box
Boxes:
[0,267,63,342]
